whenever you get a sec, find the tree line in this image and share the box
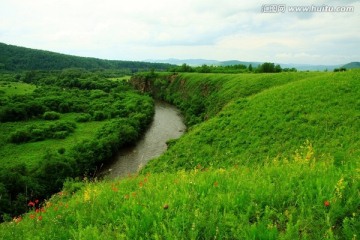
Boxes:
[169,62,297,73]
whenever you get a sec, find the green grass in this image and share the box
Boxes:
[0,113,108,169]
[144,71,360,172]
[0,81,36,96]
[1,70,359,239]
[1,149,358,239]
[160,71,323,124]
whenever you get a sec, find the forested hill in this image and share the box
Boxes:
[0,42,173,71]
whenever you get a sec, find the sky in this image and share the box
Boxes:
[0,0,359,65]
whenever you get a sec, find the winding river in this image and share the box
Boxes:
[100,101,186,179]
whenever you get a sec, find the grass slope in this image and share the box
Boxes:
[144,71,360,172]
[1,152,358,239]
[1,71,359,239]
[149,72,322,126]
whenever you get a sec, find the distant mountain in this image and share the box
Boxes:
[218,60,262,67]
[148,58,262,67]
[342,62,360,69]
[147,58,220,66]
[0,42,173,71]
[280,63,343,71]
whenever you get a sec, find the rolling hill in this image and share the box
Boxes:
[342,62,360,69]
[0,42,173,71]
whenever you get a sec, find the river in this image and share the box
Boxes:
[100,101,186,179]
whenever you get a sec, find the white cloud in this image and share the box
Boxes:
[0,0,359,64]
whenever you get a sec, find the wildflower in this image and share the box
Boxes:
[34,199,39,204]
[13,216,22,224]
[84,188,91,202]
[324,200,330,207]
[28,201,35,207]
[38,216,43,221]
[111,187,118,192]
[213,181,219,187]
[29,214,35,219]
[139,181,144,188]
[163,204,169,210]
[124,194,129,199]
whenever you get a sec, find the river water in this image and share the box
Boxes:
[100,101,185,179]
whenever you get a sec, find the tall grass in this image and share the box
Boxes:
[1,145,358,239]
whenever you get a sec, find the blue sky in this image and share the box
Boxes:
[0,0,359,64]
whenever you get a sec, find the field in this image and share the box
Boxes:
[0,70,359,239]
[0,113,108,169]
[0,81,36,96]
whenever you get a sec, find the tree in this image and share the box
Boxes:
[275,64,282,73]
[248,64,253,72]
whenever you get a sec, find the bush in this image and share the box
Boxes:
[58,148,66,154]
[9,121,76,144]
[9,130,31,144]
[43,111,61,120]
[52,131,69,139]
[93,111,107,121]
[75,113,91,122]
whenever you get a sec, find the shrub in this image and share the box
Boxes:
[52,131,69,139]
[9,121,76,144]
[43,111,61,120]
[9,130,31,143]
[93,111,107,121]
[58,148,66,154]
[75,113,91,122]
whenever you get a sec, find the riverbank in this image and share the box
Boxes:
[99,101,185,179]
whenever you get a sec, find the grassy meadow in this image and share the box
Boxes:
[0,113,108,169]
[0,70,359,239]
[0,81,36,96]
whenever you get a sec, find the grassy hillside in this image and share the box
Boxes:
[132,72,322,126]
[1,71,359,239]
[0,42,173,71]
[1,154,358,239]
[142,71,360,172]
